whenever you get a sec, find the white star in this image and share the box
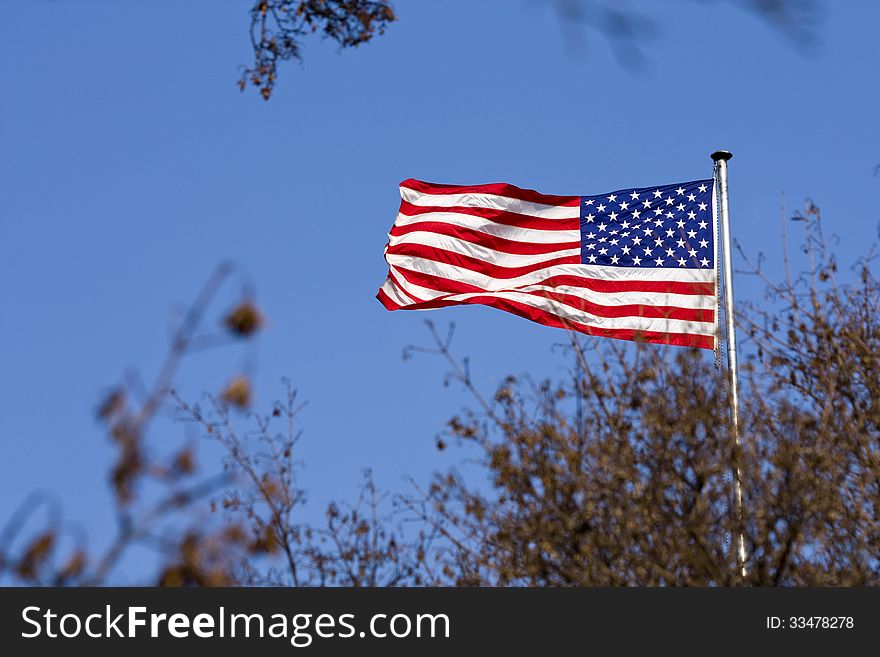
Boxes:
[699,220,708,230]
[677,239,685,248]
[588,254,597,263]
[599,247,608,255]
[666,212,674,219]
[598,223,607,232]
[632,210,641,219]
[630,191,640,200]
[644,247,653,256]
[620,201,629,210]
[609,211,618,220]
[700,257,710,267]
[643,227,653,236]
[676,187,685,196]
[699,239,708,248]
[643,200,652,209]
[610,238,619,246]
[585,243,596,250]
[655,257,664,266]
[610,255,619,264]
[597,204,607,212]
[689,248,697,257]
[620,220,630,229]
[654,207,664,216]
[632,236,642,246]
[676,219,685,229]
[665,197,674,206]
[621,246,631,255]
[687,229,697,239]
[632,256,642,265]
[687,211,696,220]
[698,184,708,193]
[654,219,664,227]
[666,248,674,257]
[677,203,685,211]
[698,202,707,211]
[621,231,630,237]
[607,194,616,202]
[585,199,594,205]
[687,193,696,202]
[653,189,663,198]
[666,229,675,238]
[598,236,607,243]
[654,237,663,247]
[586,231,595,239]
[677,258,687,267]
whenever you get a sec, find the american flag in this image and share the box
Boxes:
[377,178,718,349]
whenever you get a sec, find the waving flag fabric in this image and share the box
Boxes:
[377,178,718,349]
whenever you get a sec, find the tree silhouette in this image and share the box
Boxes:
[238,0,821,100]
[403,205,878,586]
[1,203,876,586]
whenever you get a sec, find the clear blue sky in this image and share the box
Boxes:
[1,1,878,581]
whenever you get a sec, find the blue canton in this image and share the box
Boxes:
[579,180,715,269]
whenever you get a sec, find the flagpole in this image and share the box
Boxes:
[711,149,748,581]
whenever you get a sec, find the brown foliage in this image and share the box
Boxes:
[1,202,876,587]
[402,206,879,586]
[0,263,263,585]
[241,0,396,100]
[236,1,819,100]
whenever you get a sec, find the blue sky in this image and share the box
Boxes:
[1,0,878,581]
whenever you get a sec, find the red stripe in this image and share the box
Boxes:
[401,179,579,208]
[377,287,403,311]
[386,242,581,279]
[387,245,714,296]
[531,274,714,297]
[399,200,579,231]
[394,265,715,297]
[521,289,714,323]
[379,287,714,349]
[389,266,713,323]
[392,265,484,296]
[390,221,580,256]
[387,270,426,304]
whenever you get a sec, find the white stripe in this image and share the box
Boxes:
[386,255,714,294]
[386,275,714,336]
[517,283,715,311]
[393,210,580,244]
[578,263,715,282]
[400,185,579,220]
[380,276,412,307]
[388,268,715,312]
[489,291,717,336]
[388,231,581,268]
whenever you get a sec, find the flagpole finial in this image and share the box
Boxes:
[711,150,733,162]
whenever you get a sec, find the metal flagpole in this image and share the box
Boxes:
[711,149,748,581]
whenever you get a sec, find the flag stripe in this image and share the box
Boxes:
[386,242,583,278]
[385,255,715,296]
[400,178,580,210]
[394,207,581,242]
[379,179,718,349]
[378,284,715,349]
[389,270,713,326]
[390,265,716,313]
[399,200,580,231]
[400,188,578,220]
[388,231,580,266]
[390,221,580,255]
